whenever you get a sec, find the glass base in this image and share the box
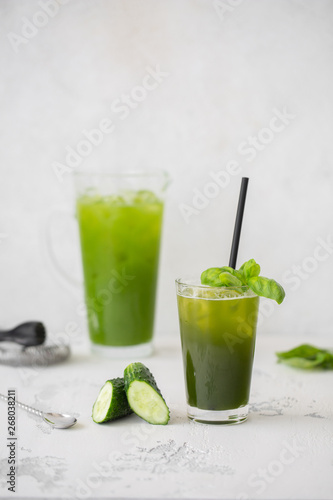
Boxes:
[187,404,249,425]
[91,341,153,359]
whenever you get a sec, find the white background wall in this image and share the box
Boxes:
[1,0,333,345]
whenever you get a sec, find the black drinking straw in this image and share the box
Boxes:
[228,177,249,269]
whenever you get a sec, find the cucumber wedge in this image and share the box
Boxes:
[92,377,133,423]
[124,362,170,425]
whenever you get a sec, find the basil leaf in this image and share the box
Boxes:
[201,267,244,287]
[239,259,261,281]
[247,276,285,304]
[231,269,247,284]
[201,268,225,287]
[219,267,246,284]
[276,344,333,370]
[218,272,243,287]
[277,354,327,369]
[276,344,326,360]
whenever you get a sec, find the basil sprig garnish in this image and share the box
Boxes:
[201,258,285,304]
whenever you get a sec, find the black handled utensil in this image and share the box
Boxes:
[0,322,46,347]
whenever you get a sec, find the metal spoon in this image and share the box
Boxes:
[0,393,77,429]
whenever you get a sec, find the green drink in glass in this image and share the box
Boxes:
[176,259,285,424]
[176,280,259,424]
[75,171,168,357]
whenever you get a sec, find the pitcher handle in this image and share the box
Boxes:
[43,206,82,293]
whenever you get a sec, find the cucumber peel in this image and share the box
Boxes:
[92,377,132,423]
[124,362,170,425]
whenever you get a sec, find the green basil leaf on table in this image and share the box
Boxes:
[276,344,333,370]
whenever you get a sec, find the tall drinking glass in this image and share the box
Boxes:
[176,279,259,424]
[74,171,169,357]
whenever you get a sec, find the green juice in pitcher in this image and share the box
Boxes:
[76,191,164,349]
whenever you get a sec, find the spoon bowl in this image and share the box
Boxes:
[42,412,77,429]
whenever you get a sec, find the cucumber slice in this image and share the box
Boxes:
[124,362,170,425]
[92,377,132,423]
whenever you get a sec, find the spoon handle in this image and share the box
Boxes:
[0,393,43,418]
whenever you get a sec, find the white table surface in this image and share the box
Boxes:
[0,334,332,500]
